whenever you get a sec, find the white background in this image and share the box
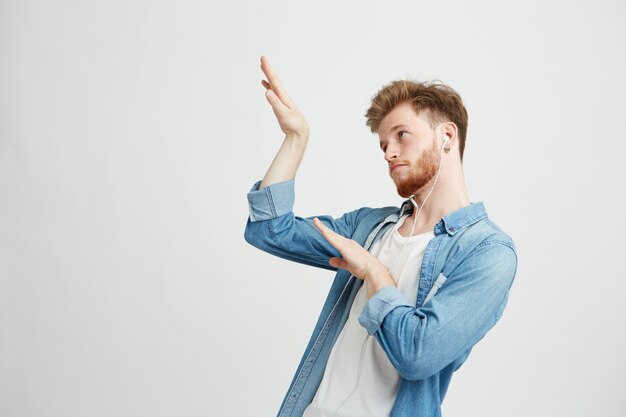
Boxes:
[1,0,625,416]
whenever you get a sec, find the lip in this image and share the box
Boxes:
[390,164,408,173]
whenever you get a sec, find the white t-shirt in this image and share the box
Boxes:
[303,214,434,417]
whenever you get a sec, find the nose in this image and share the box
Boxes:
[384,143,399,162]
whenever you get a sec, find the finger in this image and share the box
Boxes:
[260,56,283,91]
[313,217,346,249]
[260,56,291,104]
[260,56,295,108]
[261,79,283,108]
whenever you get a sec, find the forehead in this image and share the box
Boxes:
[379,102,432,135]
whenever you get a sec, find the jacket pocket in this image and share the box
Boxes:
[423,273,447,306]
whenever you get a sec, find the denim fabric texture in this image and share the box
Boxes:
[245,179,518,417]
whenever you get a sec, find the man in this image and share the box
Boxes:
[245,56,518,417]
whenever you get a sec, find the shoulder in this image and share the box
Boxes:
[465,217,516,252]
[441,213,518,281]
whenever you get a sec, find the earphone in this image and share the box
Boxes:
[441,136,449,151]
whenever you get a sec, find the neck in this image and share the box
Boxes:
[407,163,470,229]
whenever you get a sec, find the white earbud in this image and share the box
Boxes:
[440,136,449,151]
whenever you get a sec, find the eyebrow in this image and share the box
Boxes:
[388,124,408,133]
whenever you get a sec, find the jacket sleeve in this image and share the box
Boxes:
[358,241,518,380]
[244,179,372,271]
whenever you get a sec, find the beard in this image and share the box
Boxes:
[393,140,440,198]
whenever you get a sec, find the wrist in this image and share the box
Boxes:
[282,134,309,154]
[364,264,395,298]
[285,128,309,142]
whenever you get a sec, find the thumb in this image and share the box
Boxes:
[329,257,349,270]
[265,89,286,110]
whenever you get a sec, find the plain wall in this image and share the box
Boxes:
[1,0,625,415]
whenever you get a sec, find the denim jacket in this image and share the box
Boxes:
[244,179,518,417]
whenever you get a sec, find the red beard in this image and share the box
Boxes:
[393,140,440,198]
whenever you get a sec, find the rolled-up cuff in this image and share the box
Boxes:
[246,179,296,222]
[358,286,412,335]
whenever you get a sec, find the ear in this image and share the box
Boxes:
[440,121,458,150]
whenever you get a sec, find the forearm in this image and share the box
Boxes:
[259,133,309,189]
[358,243,518,380]
[245,179,374,270]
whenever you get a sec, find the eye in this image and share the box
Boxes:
[398,131,407,139]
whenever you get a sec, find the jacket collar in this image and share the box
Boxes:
[398,200,488,236]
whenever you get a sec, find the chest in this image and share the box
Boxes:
[365,216,437,307]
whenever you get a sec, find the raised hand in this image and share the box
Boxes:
[260,56,309,139]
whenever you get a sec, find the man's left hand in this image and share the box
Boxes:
[313,217,396,298]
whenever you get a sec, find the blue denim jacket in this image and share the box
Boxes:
[244,179,518,417]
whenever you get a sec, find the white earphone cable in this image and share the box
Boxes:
[392,135,448,275]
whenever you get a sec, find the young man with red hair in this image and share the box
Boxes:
[245,56,518,417]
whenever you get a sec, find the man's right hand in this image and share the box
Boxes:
[260,56,309,139]
[257,56,310,189]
